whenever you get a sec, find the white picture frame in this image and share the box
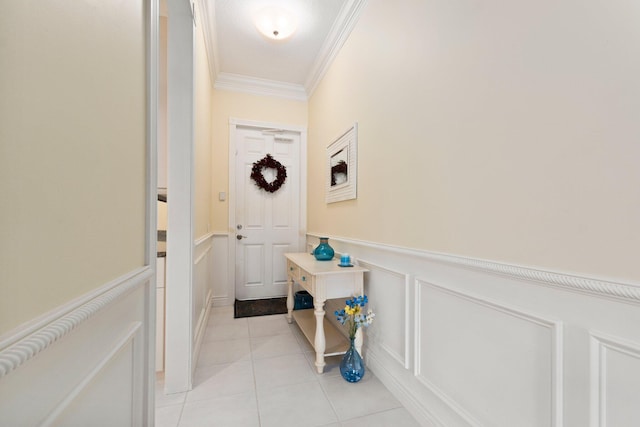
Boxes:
[326,123,357,203]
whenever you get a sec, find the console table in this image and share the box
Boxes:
[285,253,368,373]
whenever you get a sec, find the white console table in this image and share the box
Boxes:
[285,253,368,374]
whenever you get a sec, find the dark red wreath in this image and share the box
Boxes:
[250,154,287,193]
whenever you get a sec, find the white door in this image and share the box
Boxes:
[235,126,301,300]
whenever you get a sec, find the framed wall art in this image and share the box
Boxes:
[326,123,357,203]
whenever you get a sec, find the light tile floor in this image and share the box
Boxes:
[156,306,421,427]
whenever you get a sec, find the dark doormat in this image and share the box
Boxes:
[234,297,288,318]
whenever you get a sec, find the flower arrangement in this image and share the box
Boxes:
[334,295,375,339]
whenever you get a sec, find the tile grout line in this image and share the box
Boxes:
[288,315,344,426]
[170,309,417,426]
[174,399,186,427]
[248,317,263,426]
[317,373,343,426]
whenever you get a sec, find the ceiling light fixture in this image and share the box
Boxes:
[254,6,298,41]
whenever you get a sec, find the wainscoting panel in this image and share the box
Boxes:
[0,267,153,426]
[45,323,142,426]
[415,279,562,427]
[590,331,640,426]
[193,234,214,368]
[359,260,411,369]
[211,233,231,306]
[307,233,640,427]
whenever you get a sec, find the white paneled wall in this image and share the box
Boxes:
[211,234,232,307]
[192,234,215,370]
[415,279,562,426]
[360,260,411,369]
[0,268,154,426]
[307,234,640,427]
[589,332,640,426]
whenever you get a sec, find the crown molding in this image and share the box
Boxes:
[304,0,369,97]
[196,0,219,87]
[214,72,308,101]
[198,0,367,100]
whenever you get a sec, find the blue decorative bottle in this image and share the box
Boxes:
[313,237,334,261]
[340,338,365,382]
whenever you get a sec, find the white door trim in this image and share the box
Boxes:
[165,0,195,395]
[145,0,159,423]
[228,118,307,303]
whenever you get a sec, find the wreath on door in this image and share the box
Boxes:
[250,154,287,193]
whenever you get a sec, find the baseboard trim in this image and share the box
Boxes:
[366,348,445,427]
[0,266,153,378]
[211,296,233,307]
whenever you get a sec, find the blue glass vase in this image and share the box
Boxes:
[340,338,365,383]
[313,237,334,261]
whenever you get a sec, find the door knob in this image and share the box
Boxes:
[236,235,247,240]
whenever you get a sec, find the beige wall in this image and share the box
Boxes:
[211,90,307,231]
[194,10,213,239]
[0,1,147,334]
[308,0,640,282]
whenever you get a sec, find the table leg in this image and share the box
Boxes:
[313,299,326,374]
[286,277,294,324]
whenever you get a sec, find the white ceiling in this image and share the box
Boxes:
[199,0,367,100]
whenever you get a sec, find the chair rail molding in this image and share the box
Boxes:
[306,233,640,305]
[0,266,153,378]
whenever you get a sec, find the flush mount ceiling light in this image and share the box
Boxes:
[254,6,298,40]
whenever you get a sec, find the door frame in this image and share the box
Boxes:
[165,0,195,395]
[145,0,160,422]
[228,117,308,302]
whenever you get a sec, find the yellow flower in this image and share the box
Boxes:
[345,305,361,315]
[334,295,374,338]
